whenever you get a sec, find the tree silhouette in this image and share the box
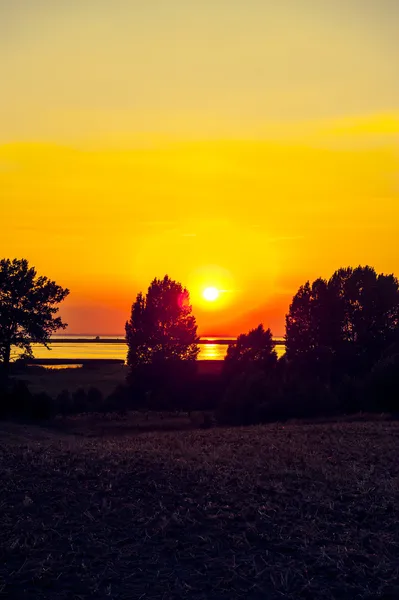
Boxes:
[224,324,277,377]
[125,276,199,410]
[125,275,199,369]
[286,266,399,373]
[0,258,69,374]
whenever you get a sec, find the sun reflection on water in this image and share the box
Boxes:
[27,336,286,362]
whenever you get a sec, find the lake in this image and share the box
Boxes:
[31,335,286,362]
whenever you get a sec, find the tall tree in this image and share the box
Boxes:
[0,258,69,373]
[125,275,199,369]
[224,324,277,377]
[285,265,399,372]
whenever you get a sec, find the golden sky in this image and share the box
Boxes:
[1,1,398,335]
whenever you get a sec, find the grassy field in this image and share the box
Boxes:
[0,419,398,599]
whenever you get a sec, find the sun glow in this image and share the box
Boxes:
[203,287,219,302]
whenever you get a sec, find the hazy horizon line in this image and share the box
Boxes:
[53,332,286,339]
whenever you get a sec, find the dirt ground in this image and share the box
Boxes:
[0,419,398,599]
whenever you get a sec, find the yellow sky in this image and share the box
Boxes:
[1,2,398,335]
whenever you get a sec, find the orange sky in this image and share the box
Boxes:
[1,2,398,336]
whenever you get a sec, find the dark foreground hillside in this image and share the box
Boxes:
[0,421,398,599]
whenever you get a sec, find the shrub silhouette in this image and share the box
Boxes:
[190,411,214,428]
[218,371,281,425]
[71,388,87,414]
[223,324,277,379]
[365,354,399,413]
[219,325,282,425]
[335,375,362,414]
[0,381,53,420]
[0,380,30,418]
[281,377,338,419]
[30,392,53,420]
[8,380,32,418]
[56,389,72,416]
[86,387,103,412]
[104,384,131,415]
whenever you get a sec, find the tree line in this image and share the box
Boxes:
[1,258,399,422]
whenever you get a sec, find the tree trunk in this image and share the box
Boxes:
[2,343,11,379]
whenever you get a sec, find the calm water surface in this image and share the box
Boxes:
[31,335,286,362]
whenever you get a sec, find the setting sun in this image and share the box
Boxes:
[203,287,219,302]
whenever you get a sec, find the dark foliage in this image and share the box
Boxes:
[334,375,363,414]
[125,275,199,408]
[218,263,399,426]
[86,386,104,412]
[0,380,31,419]
[0,380,52,420]
[218,364,340,426]
[55,387,106,415]
[280,376,339,419]
[365,354,399,413]
[3,262,399,425]
[56,389,72,416]
[223,324,277,379]
[30,392,53,420]
[286,265,399,376]
[188,374,226,412]
[71,388,87,414]
[125,275,199,369]
[0,258,69,374]
[129,359,197,411]
[217,370,282,425]
[103,384,131,415]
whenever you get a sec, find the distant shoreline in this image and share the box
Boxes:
[49,338,286,345]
